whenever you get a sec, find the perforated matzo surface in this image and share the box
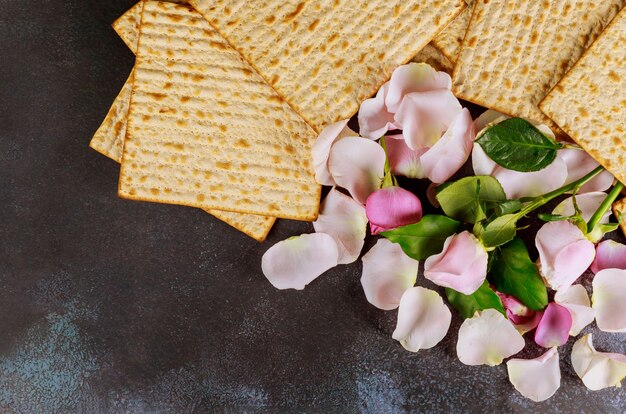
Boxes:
[432,0,474,62]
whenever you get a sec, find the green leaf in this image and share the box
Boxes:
[445,281,506,319]
[382,215,462,260]
[476,214,519,248]
[495,200,523,216]
[489,238,548,311]
[436,176,507,223]
[476,118,563,172]
[538,213,570,222]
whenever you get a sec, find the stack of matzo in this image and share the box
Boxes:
[91,0,466,241]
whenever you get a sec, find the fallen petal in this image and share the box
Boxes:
[592,268,626,332]
[571,334,626,390]
[365,186,423,235]
[385,135,428,179]
[313,188,368,264]
[535,303,572,348]
[497,292,542,334]
[591,240,626,273]
[392,287,451,352]
[554,284,595,336]
[358,83,398,140]
[559,148,614,194]
[424,231,488,295]
[473,109,508,133]
[361,239,419,310]
[261,233,339,290]
[536,221,596,291]
[421,108,475,184]
[457,309,525,366]
[385,63,452,112]
[328,137,386,204]
[507,348,561,402]
[552,192,611,223]
[312,119,355,186]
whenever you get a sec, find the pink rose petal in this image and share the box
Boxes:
[497,293,542,334]
[592,268,626,333]
[457,309,525,366]
[361,239,419,310]
[385,63,452,112]
[420,108,475,184]
[559,148,614,194]
[424,231,488,295]
[591,240,626,273]
[571,334,626,390]
[554,284,594,336]
[392,287,451,352]
[312,119,356,186]
[313,188,368,264]
[507,348,561,402]
[534,303,572,348]
[328,137,386,204]
[365,187,423,235]
[473,109,508,133]
[261,233,339,290]
[385,135,428,179]
[358,83,398,140]
[535,221,596,291]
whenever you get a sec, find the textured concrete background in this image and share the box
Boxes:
[1,1,625,412]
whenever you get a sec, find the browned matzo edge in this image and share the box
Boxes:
[117,2,321,221]
[188,0,466,133]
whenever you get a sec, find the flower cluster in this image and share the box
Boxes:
[261,63,626,402]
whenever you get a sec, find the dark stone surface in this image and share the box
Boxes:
[0,1,624,412]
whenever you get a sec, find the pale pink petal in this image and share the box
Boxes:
[385,63,452,112]
[457,309,525,366]
[592,268,626,333]
[421,108,475,184]
[554,284,595,336]
[473,109,508,133]
[261,233,339,290]
[394,90,462,150]
[471,142,498,176]
[313,188,368,264]
[365,187,423,235]
[571,334,626,390]
[385,135,428,179]
[535,303,572,348]
[312,119,355,186]
[361,239,419,310]
[358,83,399,140]
[591,240,626,273]
[424,231,488,295]
[328,137,386,204]
[507,348,561,402]
[559,148,614,194]
[536,221,596,291]
[392,287,451,352]
[552,192,610,223]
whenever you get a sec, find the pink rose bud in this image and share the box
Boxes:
[424,231,488,295]
[535,303,573,348]
[365,186,423,235]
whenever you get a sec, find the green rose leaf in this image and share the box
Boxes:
[476,118,563,172]
[489,238,548,311]
[436,176,507,223]
[382,215,463,260]
[475,213,519,248]
[445,281,506,319]
[495,200,523,216]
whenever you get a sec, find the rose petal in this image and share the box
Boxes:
[507,348,561,402]
[473,109,508,133]
[365,187,422,235]
[358,83,398,140]
[535,303,572,348]
[592,268,626,332]
[385,135,428,179]
[571,334,626,390]
[552,192,611,223]
[385,63,452,112]
[312,119,355,186]
[261,233,339,290]
[420,108,475,184]
[559,148,614,194]
[313,188,368,264]
[536,221,596,291]
[457,309,525,366]
[361,239,419,310]
[392,287,451,352]
[328,137,386,204]
[591,240,626,273]
[554,284,595,336]
[497,293,542,334]
[394,90,462,150]
[424,231,488,295]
